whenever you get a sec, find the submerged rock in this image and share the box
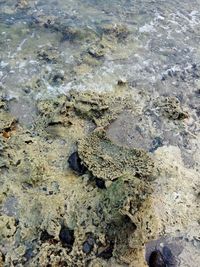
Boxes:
[37,45,60,64]
[87,43,107,58]
[99,23,129,40]
[155,96,188,120]
[15,0,28,9]
[63,90,134,127]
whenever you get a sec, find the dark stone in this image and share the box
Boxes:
[192,63,197,69]
[167,70,173,77]
[149,137,163,153]
[68,152,87,175]
[97,241,114,259]
[148,250,166,267]
[95,178,106,189]
[59,226,75,248]
[51,73,64,85]
[40,230,54,242]
[195,89,200,97]
[161,75,166,81]
[0,251,5,262]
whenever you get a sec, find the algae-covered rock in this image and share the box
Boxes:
[87,43,107,58]
[0,215,16,239]
[98,177,152,226]
[70,91,109,123]
[155,96,188,120]
[0,101,18,167]
[37,95,66,117]
[36,90,136,134]
[37,45,61,64]
[127,198,159,247]
[59,25,96,42]
[15,0,28,9]
[19,159,45,186]
[0,93,159,267]
[78,130,155,181]
[64,174,155,266]
[64,90,134,127]
[99,23,129,40]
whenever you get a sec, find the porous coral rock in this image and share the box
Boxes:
[78,130,155,181]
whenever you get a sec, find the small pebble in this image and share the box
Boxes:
[95,178,106,189]
[82,241,93,254]
[59,226,74,247]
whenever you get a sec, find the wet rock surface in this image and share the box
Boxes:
[0,0,200,266]
[0,86,199,266]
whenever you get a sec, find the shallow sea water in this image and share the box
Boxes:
[0,0,200,266]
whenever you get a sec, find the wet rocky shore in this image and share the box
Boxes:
[0,1,200,266]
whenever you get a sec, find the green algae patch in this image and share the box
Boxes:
[78,130,155,181]
[98,177,152,227]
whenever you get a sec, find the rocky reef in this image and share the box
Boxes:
[0,0,200,265]
[0,89,160,267]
